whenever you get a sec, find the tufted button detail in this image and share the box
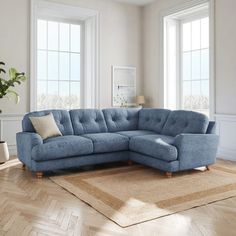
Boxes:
[157,118,161,122]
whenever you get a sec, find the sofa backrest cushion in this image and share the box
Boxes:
[70,109,108,135]
[138,108,171,133]
[206,121,216,134]
[103,108,140,132]
[22,110,73,135]
[162,110,209,136]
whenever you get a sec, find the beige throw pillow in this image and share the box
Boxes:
[29,113,62,140]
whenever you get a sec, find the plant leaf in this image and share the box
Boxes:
[9,68,17,80]
[6,89,20,104]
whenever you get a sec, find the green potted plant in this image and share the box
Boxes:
[0,61,27,164]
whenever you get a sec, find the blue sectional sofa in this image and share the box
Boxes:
[16,108,219,178]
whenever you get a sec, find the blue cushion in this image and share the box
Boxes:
[22,110,73,135]
[129,134,177,161]
[32,135,93,161]
[117,130,156,138]
[206,121,216,134]
[70,109,107,135]
[102,108,140,132]
[82,133,129,153]
[162,110,209,137]
[138,108,171,133]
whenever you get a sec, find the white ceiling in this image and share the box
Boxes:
[113,0,155,6]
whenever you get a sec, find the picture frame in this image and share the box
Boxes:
[112,66,136,107]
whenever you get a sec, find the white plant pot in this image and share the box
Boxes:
[0,141,9,163]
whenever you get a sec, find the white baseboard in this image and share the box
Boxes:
[214,114,236,161]
[0,114,23,156]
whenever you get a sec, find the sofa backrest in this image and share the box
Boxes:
[102,108,140,132]
[161,110,209,136]
[70,109,108,135]
[138,108,171,133]
[206,121,216,134]
[22,110,74,135]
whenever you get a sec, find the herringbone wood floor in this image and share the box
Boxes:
[0,158,236,236]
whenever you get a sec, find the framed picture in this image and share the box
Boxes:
[112,66,136,107]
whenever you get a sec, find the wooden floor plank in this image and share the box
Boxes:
[0,158,236,235]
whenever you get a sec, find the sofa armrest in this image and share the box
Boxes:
[16,132,43,168]
[173,134,219,171]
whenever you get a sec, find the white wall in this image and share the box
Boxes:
[0,0,142,114]
[0,0,142,154]
[142,0,236,160]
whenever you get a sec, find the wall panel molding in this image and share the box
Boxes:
[215,113,236,161]
[0,114,23,155]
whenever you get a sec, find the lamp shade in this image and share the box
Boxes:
[136,95,145,105]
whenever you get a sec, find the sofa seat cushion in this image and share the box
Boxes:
[32,135,93,161]
[129,135,178,162]
[117,130,156,138]
[82,133,129,153]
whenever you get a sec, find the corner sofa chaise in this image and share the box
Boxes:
[16,108,219,178]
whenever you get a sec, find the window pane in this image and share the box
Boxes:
[37,51,47,79]
[191,20,200,50]
[183,52,191,80]
[48,51,58,80]
[192,50,201,79]
[58,81,70,109]
[183,81,192,110]
[70,82,80,108]
[192,81,201,110]
[37,20,47,49]
[48,81,58,95]
[60,23,69,51]
[48,21,58,50]
[70,53,80,80]
[71,24,80,52]
[192,81,201,95]
[182,22,191,52]
[201,80,209,96]
[201,17,209,48]
[37,81,47,95]
[59,52,69,80]
[201,49,209,78]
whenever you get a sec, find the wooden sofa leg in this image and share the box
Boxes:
[206,165,210,171]
[22,164,26,170]
[165,172,172,178]
[127,160,133,166]
[36,172,43,178]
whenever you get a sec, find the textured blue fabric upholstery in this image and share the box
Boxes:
[174,134,219,170]
[129,134,177,161]
[162,110,209,136]
[130,152,179,172]
[82,133,129,153]
[206,121,216,134]
[117,130,156,138]
[22,110,73,135]
[16,132,43,168]
[32,135,93,161]
[138,108,171,133]
[17,108,219,174]
[30,151,130,172]
[102,108,140,132]
[70,109,108,135]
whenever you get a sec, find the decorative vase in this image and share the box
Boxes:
[0,141,9,164]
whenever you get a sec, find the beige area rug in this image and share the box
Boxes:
[50,163,236,227]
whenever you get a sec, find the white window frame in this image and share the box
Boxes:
[36,17,85,109]
[30,0,100,111]
[179,12,209,112]
[160,0,215,119]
